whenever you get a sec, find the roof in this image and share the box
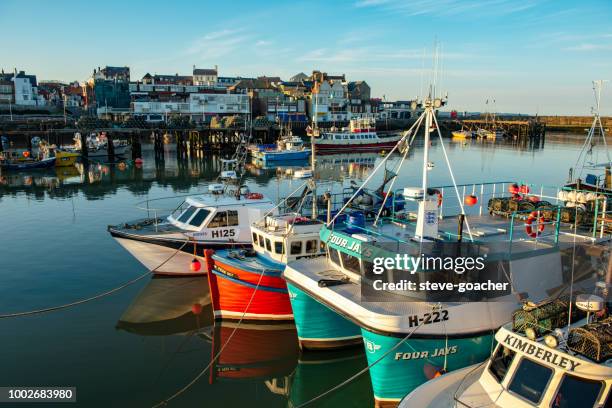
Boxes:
[193,68,217,75]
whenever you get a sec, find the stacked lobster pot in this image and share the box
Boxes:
[487,183,554,220]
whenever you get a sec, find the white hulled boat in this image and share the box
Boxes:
[400,292,612,408]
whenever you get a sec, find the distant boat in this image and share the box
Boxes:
[451,130,474,139]
[66,132,131,158]
[476,128,504,140]
[0,156,56,171]
[313,118,404,152]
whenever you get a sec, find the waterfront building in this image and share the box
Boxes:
[310,71,350,122]
[193,66,218,86]
[0,72,15,104]
[88,66,131,116]
[348,80,373,116]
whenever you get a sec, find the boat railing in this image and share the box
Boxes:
[390,180,611,241]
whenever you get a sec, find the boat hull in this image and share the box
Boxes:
[109,227,249,275]
[1,157,56,171]
[314,139,400,153]
[55,151,79,167]
[361,328,493,407]
[259,150,311,162]
[208,256,293,321]
[287,283,362,350]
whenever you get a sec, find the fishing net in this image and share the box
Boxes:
[567,317,612,363]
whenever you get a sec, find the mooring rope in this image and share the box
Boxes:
[0,239,190,319]
[293,308,430,408]
[152,264,267,407]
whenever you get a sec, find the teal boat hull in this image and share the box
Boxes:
[287,283,362,350]
[361,328,494,404]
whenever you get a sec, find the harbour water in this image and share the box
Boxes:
[0,133,607,407]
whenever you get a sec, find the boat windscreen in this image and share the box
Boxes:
[553,374,603,408]
[488,345,515,383]
[177,206,197,223]
[508,358,553,404]
[189,208,211,227]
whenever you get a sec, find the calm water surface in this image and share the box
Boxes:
[0,134,604,407]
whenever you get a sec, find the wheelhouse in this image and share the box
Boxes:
[250,214,325,264]
[467,324,612,408]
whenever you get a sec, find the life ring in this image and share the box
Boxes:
[525,211,545,238]
[247,192,263,199]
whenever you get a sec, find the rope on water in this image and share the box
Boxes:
[294,308,431,408]
[0,240,190,319]
[152,264,267,407]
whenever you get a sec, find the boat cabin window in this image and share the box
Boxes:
[290,241,302,255]
[252,232,258,246]
[208,210,239,228]
[340,252,361,274]
[274,241,284,254]
[265,238,272,252]
[188,208,211,227]
[552,375,603,408]
[258,234,264,247]
[306,240,318,254]
[508,357,553,404]
[488,345,516,383]
[177,206,197,223]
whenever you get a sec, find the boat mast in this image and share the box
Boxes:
[421,88,433,198]
[311,84,318,219]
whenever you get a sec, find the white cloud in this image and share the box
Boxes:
[185,29,250,60]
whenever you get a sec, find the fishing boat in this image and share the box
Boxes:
[283,94,611,406]
[476,128,504,140]
[67,132,131,158]
[313,118,403,153]
[566,80,612,196]
[451,129,474,139]
[108,186,276,275]
[251,135,311,163]
[400,292,612,408]
[0,155,56,171]
[205,211,325,321]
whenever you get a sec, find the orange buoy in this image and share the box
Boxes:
[528,195,540,203]
[508,183,519,194]
[23,151,30,158]
[464,195,478,206]
[190,258,201,272]
[519,184,530,194]
[192,303,203,315]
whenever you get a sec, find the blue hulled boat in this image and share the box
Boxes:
[251,135,311,163]
[1,156,56,171]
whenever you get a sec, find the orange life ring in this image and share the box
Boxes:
[247,192,263,199]
[525,211,545,238]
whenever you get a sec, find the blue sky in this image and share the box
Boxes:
[1,0,611,115]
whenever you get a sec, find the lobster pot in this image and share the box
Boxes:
[512,297,582,337]
[567,318,612,363]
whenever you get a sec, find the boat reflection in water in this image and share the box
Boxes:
[209,321,299,403]
[116,276,213,336]
[287,348,374,408]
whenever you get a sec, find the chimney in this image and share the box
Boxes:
[193,64,196,71]
[215,65,218,73]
